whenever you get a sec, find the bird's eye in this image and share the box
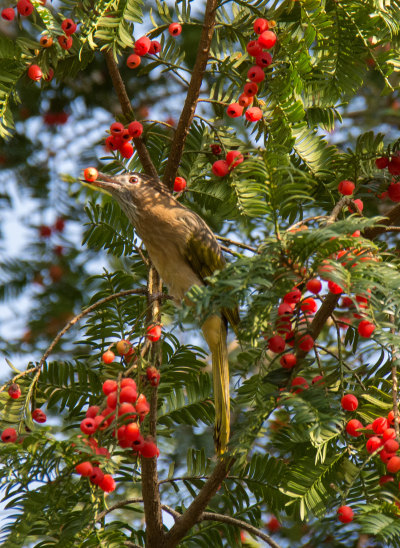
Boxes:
[129,176,139,184]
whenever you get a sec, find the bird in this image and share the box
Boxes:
[91,171,239,454]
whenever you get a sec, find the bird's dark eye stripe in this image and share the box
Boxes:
[129,176,139,184]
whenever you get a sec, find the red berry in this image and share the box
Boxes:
[253,18,269,34]
[149,41,161,54]
[132,434,145,452]
[174,177,187,192]
[146,366,161,386]
[102,380,118,397]
[58,35,73,50]
[110,122,124,135]
[379,475,394,485]
[121,378,137,389]
[384,439,399,453]
[134,36,151,56]
[255,51,272,68]
[277,302,294,317]
[245,107,263,122]
[380,449,396,464]
[341,394,358,412]
[28,65,42,82]
[258,30,277,49]
[32,409,47,423]
[348,198,364,213]
[146,325,162,342]
[61,19,77,35]
[169,23,182,36]
[119,386,138,404]
[375,157,389,169]
[346,418,363,437]
[124,422,140,442]
[135,395,150,417]
[327,280,343,295]
[387,456,400,474]
[8,383,21,399]
[280,353,297,369]
[298,334,314,352]
[338,180,355,196]
[127,54,141,69]
[238,94,253,107]
[1,8,15,20]
[86,406,100,419]
[300,297,317,314]
[226,150,244,170]
[312,375,324,385]
[291,376,309,393]
[247,66,265,83]
[268,335,285,353]
[306,279,322,294]
[118,403,136,419]
[212,160,229,177]
[388,157,400,176]
[83,167,98,182]
[226,103,243,118]
[120,142,134,158]
[283,288,302,304]
[116,339,131,356]
[128,121,144,138]
[358,320,375,338]
[337,506,353,523]
[243,82,258,96]
[75,461,93,476]
[211,144,222,155]
[372,417,389,434]
[89,466,104,485]
[107,391,118,409]
[17,0,33,16]
[80,418,96,435]
[383,428,396,441]
[388,410,395,425]
[102,350,115,364]
[387,182,400,202]
[54,217,65,232]
[266,516,280,532]
[99,473,116,492]
[1,427,17,443]
[140,438,159,458]
[246,40,263,57]
[366,436,382,453]
[105,135,122,151]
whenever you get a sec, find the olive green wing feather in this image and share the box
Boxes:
[179,210,240,332]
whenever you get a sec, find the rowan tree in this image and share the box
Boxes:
[0,0,400,547]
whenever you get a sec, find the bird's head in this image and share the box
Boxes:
[90,171,170,225]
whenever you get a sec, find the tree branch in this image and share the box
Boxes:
[95,498,144,523]
[363,203,400,239]
[200,512,282,548]
[141,266,165,547]
[103,50,159,179]
[163,0,219,190]
[164,456,234,547]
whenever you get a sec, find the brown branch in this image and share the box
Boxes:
[216,235,258,253]
[103,50,159,179]
[141,266,165,548]
[165,456,234,547]
[363,204,400,239]
[200,512,282,548]
[95,498,144,523]
[325,196,353,225]
[163,0,219,190]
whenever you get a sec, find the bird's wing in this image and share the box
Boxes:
[178,210,240,332]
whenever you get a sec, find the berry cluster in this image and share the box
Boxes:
[1,0,37,20]
[104,120,144,159]
[126,24,181,69]
[226,18,277,124]
[212,150,244,177]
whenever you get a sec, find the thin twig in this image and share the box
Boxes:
[95,498,144,523]
[389,314,400,439]
[216,235,258,253]
[200,512,282,548]
[162,505,182,521]
[103,50,159,179]
[325,197,353,225]
[163,0,219,190]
